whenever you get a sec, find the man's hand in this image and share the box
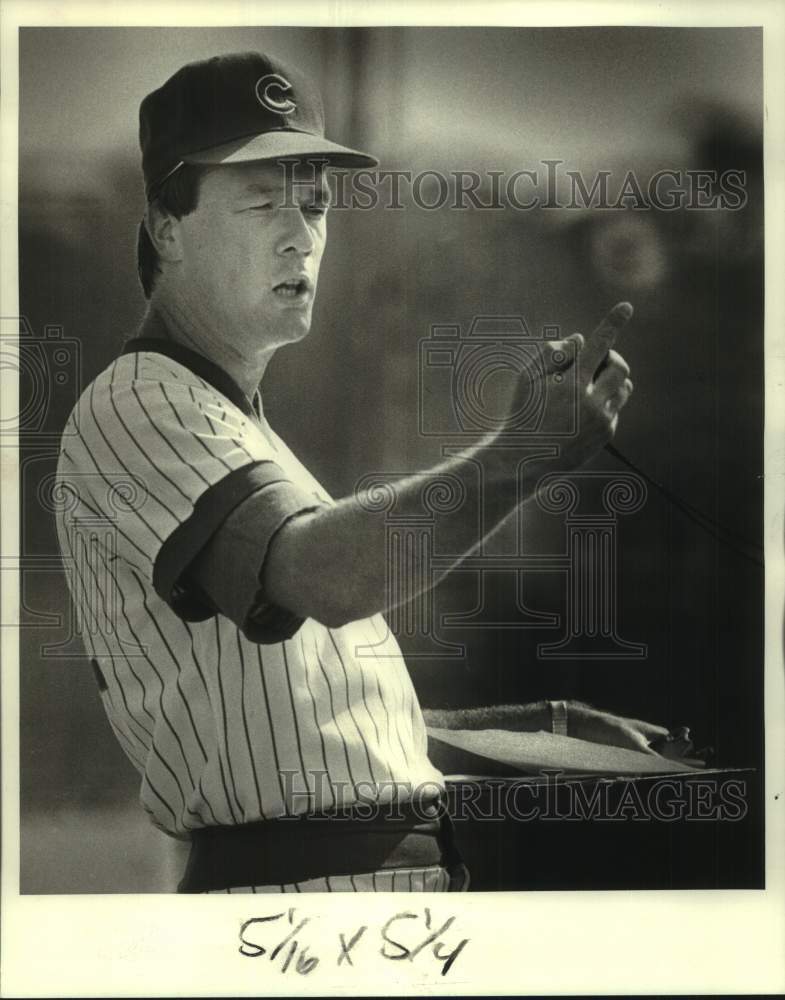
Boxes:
[507,301,635,471]
[566,702,669,755]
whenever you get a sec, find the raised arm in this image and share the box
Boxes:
[192,303,635,633]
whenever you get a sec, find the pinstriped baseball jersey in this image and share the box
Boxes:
[204,866,465,893]
[54,340,444,837]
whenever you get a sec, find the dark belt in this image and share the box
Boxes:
[178,799,466,892]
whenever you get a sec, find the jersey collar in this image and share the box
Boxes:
[121,336,259,419]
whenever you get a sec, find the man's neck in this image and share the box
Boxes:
[140,297,273,400]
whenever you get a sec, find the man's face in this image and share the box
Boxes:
[174,160,330,352]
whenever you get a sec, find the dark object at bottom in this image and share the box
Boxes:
[445,768,762,890]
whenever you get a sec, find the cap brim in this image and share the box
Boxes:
[182,129,378,169]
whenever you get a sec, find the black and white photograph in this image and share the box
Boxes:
[2,2,784,996]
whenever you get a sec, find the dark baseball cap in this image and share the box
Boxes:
[139,51,378,200]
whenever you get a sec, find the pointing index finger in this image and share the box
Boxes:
[581,301,634,381]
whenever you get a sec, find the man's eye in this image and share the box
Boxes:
[303,203,329,218]
[248,203,273,212]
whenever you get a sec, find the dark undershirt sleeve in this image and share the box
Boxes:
[184,479,329,643]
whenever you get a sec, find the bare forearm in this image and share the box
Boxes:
[422,703,551,732]
[423,702,554,775]
[424,701,673,759]
[264,434,558,626]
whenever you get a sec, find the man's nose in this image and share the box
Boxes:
[277,208,316,256]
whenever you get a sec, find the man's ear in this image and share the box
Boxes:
[144,202,183,263]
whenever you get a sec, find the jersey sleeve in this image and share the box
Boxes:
[186,489,318,643]
[64,371,327,633]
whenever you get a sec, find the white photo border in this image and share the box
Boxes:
[2,1,783,995]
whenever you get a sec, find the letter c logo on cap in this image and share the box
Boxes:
[255,74,297,115]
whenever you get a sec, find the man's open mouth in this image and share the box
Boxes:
[273,279,310,298]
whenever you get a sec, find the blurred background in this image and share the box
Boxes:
[18,26,763,891]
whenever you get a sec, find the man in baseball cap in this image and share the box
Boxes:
[62,50,472,893]
[139,50,377,200]
[56,49,678,895]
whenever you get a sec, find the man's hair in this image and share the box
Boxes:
[137,165,206,299]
